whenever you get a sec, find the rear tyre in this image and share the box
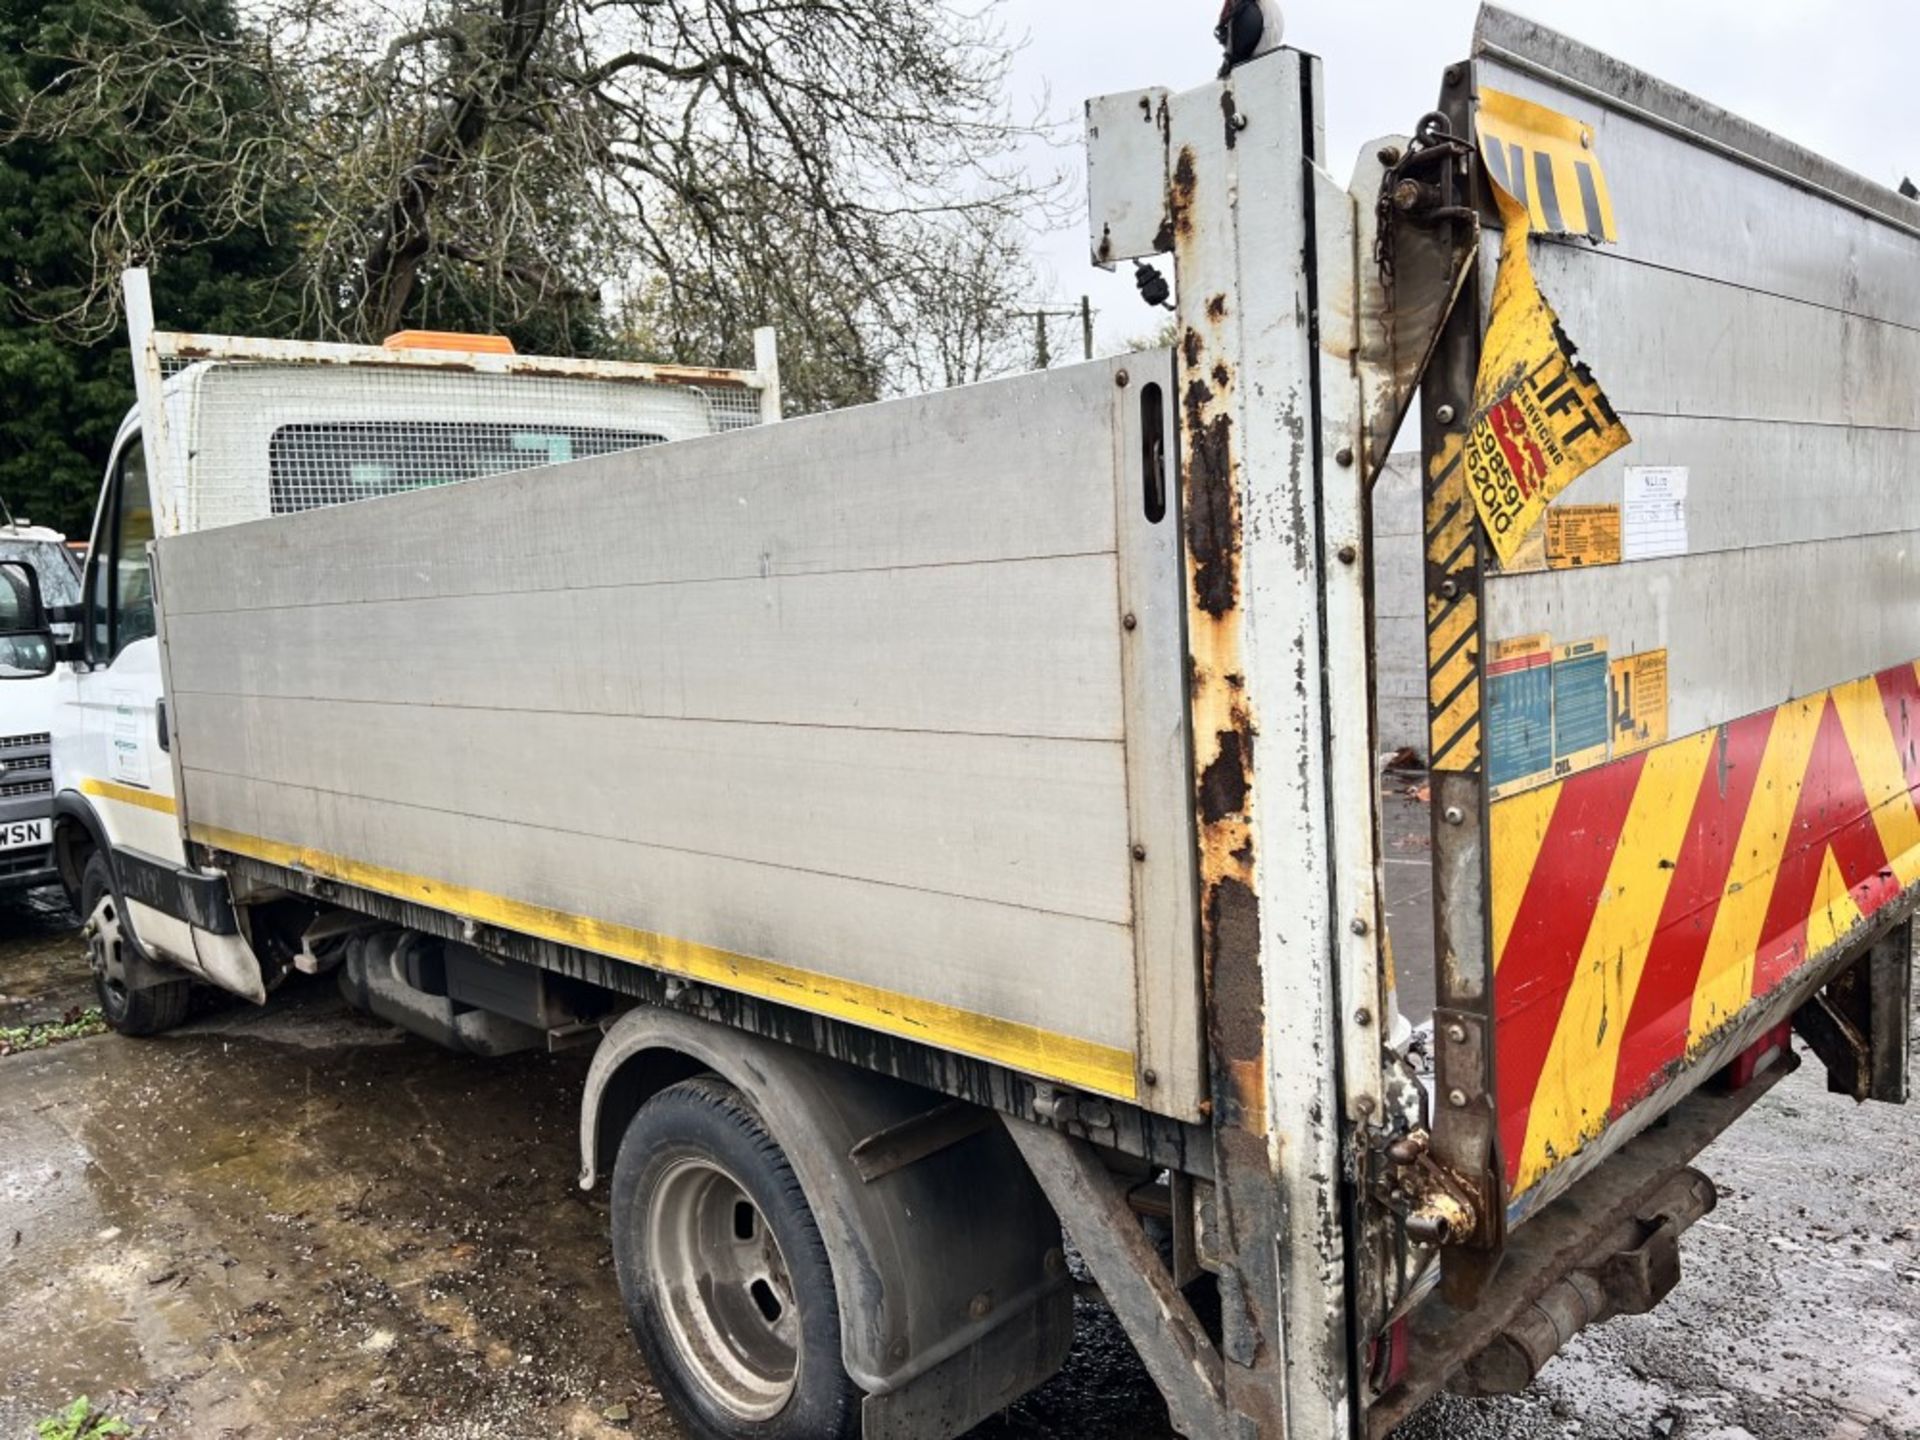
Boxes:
[82,851,190,1036]
[610,1076,862,1440]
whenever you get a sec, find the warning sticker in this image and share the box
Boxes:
[1546,504,1622,569]
[1476,89,1617,244]
[1498,520,1550,575]
[1466,92,1633,567]
[1611,650,1670,757]
[1552,638,1611,778]
[1488,633,1555,797]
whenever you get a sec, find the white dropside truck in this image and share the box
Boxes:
[0,524,81,894]
[17,10,1917,1438]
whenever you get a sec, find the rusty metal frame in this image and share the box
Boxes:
[1794,917,1914,1104]
[1366,1048,1796,1431]
[1413,59,1509,1308]
[1005,1118,1233,1440]
[1158,46,1381,1439]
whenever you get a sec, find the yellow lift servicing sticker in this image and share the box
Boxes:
[1465,90,1633,566]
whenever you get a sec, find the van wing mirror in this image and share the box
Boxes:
[0,561,58,678]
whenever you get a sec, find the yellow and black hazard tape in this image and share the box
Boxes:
[1426,431,1482,772]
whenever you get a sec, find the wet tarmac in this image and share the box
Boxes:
[1,887,1916,1439]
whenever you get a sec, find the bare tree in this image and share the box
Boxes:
[10,0,1062,404]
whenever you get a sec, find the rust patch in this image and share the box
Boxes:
[1206,878,1266,1129]
[1173,200,1268,1152]
[1171,147,1198,241]
[1183,378,1239,619]
[1200,729,1251,824]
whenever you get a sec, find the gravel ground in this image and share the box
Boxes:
[1,889,1915,1439]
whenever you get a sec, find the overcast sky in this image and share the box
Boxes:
[1000,1,1915,352]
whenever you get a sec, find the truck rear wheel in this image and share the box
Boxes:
[82,852,190,1036]
[610,1075,862,1440]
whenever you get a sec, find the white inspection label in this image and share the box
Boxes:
[1623,466,1689,561]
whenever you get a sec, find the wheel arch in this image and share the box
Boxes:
[580,1007,1073,1436]
[53,789,108,903]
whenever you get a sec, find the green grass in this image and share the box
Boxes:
[0,1007,107,1056]
[34,1397,133,1439]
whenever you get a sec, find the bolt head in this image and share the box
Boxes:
[1438,579,1460,600]
[1350,916,1370,936]
[1448,1088,1469,1109]
[1444,806,1465,826]
[1336,446,1355,468]
[1446,1023,1468,1044]
[1354,1008,1373,1028]
[1142,1068,1159,1087]
[1377,145,1403,167]
[1337,544,1358,566]
[1436,403,1457,425]
[1122,613,1139,631]
[1115,370,1131,388]
[1131,843,1148,862]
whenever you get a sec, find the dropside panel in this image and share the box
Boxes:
[157,358,1206,1119]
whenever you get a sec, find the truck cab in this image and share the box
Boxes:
[47,313,777,1029]
[0,524,81,895]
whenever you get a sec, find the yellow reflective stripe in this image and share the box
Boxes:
[1513,732,1714,1191]
[1832,673,1920,890]
[189,822,1138,1102]
[1688,700,1823,1048]
[80,778,178,816]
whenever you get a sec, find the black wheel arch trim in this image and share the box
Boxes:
[55,789,239,935]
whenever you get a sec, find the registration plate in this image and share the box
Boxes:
[0,818,49,851]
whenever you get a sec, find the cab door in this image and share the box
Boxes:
[58,428,198,968]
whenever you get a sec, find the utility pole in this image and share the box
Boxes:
[1012,299,1096,370]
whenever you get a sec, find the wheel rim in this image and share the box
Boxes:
[85,890,129,1012]
[647,1155,800,1420]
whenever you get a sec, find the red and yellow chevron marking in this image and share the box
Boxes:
[1492,660,1920,1196]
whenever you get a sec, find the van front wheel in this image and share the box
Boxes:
[82,852,190,1036]
[610,1075,861,1440]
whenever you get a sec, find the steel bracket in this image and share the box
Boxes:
[1793,918,1913,1104]
[1004,1117,1233,1440]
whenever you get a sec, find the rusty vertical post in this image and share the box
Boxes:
[1165,49,1361,1438]
[1417,60,1508,1305]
